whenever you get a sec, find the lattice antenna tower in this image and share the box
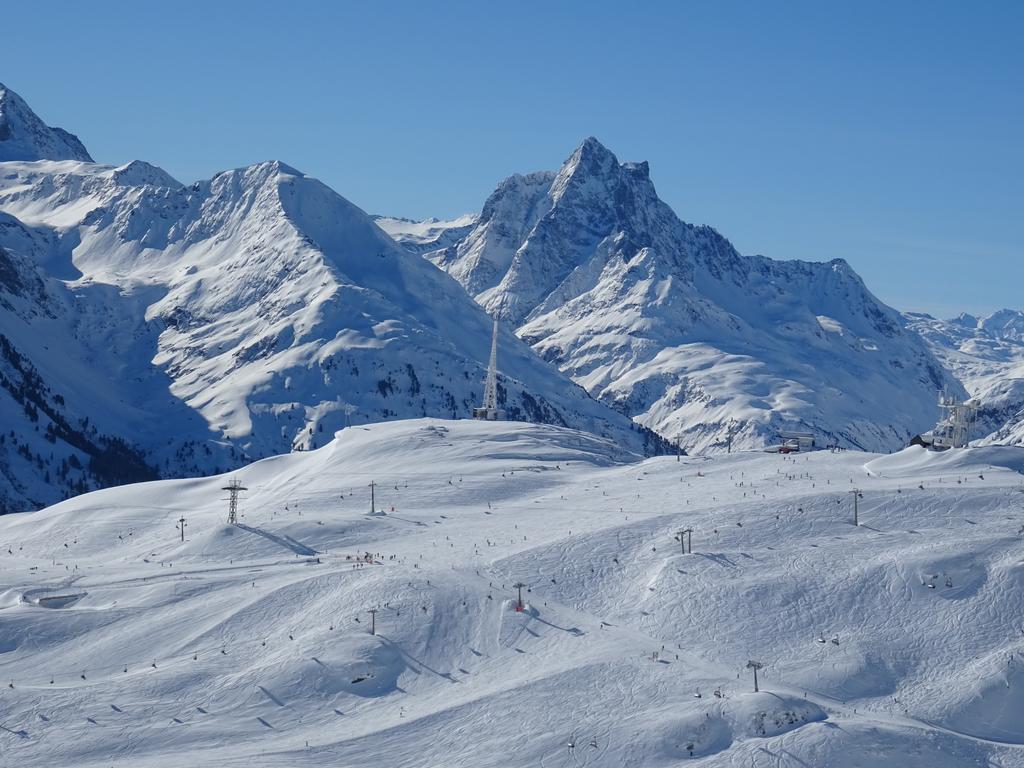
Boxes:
[474,320,503,420]
[222,478,248,525]
[933,390,978,449]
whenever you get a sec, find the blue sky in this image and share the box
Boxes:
[3,1,1020,316]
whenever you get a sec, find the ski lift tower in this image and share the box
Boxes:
[932,391,978,449]
[473,320,504,421]
[746,660,764,692]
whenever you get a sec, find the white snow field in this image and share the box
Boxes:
[372,215,479,254]
[2,418,1024,767]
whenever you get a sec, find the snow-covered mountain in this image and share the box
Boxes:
[0,93,665,513]
[0,83,91,162]
[420,138,959,454]
[906,310,1024,445]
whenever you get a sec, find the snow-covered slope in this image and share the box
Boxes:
[425,138,959,454]
[906,310,1024,445]
[2,418,1023,766]
[0,201,238,513]
[0,83,92,162]
[372,214,478,255]
[0,94,665,513]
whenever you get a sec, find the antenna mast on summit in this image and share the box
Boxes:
[484,320,499,413]
[222,478,248,525]
[474,320,503,421]
[932,391,978,449]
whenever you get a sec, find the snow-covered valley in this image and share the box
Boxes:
[2,418,1024,766]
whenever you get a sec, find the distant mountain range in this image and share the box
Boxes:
[0,81,1016,513]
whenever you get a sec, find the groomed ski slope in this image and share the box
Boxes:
[1,418,1023,767]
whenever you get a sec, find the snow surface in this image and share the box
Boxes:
[373,214,478,254]
[2,418,1024,766]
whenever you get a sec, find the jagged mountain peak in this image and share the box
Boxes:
[550,137,657,207]
[564,135,619,170]
[0,82,92,163]
[448,139,687,325]
[557,137,651,183]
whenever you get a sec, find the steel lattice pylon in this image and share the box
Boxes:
[473,320,503,421]
[222,478,248,525]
